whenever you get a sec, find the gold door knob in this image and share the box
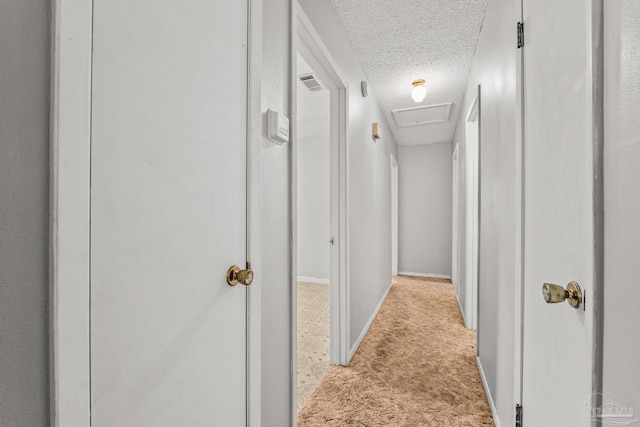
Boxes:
[542,281,582,308]
[227,263,253,286]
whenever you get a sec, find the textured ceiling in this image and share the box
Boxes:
[330,0,489,146]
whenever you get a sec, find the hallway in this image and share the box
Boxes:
[2,0,639,425]
[298,276,493,426]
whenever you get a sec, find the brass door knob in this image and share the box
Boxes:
[542,281,582,308]
[227,263,253,286]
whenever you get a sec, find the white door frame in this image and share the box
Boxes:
[465,90,480,331]
[451,144,459,291]
[49,1,263,425]
[513,0,525,415]
[293,0,350,375]
[390,154,399,276]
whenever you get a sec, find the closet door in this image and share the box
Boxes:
[90,1,250,425]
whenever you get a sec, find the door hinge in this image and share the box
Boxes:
[516,404,523,427]
[517,22,524,49]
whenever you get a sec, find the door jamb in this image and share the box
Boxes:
[49,1,264,426]
[465,91,480,331]
[390,154,399,276]
[590,0,605,415]
[513,0,525,418]
[452,144,459,291]
[294,3,350,369]
[50,1,92,424]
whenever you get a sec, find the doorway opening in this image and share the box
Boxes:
[465,89,480,330]
[295,52,331,412]
[293,8,350,419]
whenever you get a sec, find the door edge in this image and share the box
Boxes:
[50,0,93,425]
[247,0,264,425]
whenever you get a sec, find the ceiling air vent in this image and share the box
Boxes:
[298,73,324,91]
[392,103,453,127]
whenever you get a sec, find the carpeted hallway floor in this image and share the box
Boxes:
[297,275,494,426]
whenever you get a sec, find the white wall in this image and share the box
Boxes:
[452,0,516,424]
[297,0,399,355]
[297,135,330,281]
[260,0,293,424]
[398,143,452,277]
[0,1,51,425]
[603,0,640,413]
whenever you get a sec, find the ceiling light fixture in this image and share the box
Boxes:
[411,79,427,103]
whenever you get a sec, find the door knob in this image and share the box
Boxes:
[227,263,253,286]
[542,281,582,308]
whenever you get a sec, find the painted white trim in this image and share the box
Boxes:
[476,357,503,427]
[589,0,605,408]
[296,276,330,285]
[50,0,93,425]
[295,5,350,369]
[451,144,460,291]
[348,282,393,361]
[289,3,298,423]
[398,272,452,280]
[337,85,350,367]
[246,0,263,425]
[466,95,480,122]
[513,0,525,415]
[465,89,480,331]
[390,154,399,276]
[456,295,467,326]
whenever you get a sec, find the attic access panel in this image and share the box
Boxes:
[392,103,452,127]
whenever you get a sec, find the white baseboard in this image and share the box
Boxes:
[398,271,452,280]
[476,356,502,427]
[457,294,467,326]
[296,276,329,285]
[348,281,393,361]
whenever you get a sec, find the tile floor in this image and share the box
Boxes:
[296,281,330,412]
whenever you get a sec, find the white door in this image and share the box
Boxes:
[90,1,249,425]
[521,0,596,425]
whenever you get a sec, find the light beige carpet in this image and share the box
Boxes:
[297,275,495,426]
[297,281,331,412]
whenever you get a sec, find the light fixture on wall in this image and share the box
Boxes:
[372,122,381,140]
[411,79,427,103]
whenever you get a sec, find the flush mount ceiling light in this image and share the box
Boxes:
[411,79,427,103]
